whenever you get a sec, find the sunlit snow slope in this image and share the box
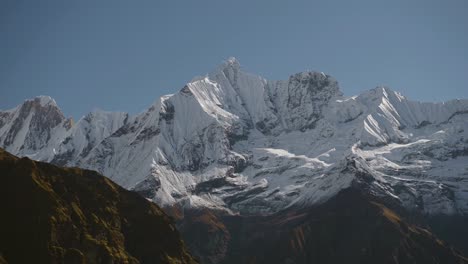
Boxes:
[1,58,468,215]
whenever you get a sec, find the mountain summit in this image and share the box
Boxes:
[1,58,468,217]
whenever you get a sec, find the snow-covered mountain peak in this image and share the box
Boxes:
[18,95,61,114]
[209,57,241,79]
[219,56,240,70]
[226,56,240,66]
[2,59,468,217]
[34,95,58,107]
[0,96,70,156]
[3,95,61,113]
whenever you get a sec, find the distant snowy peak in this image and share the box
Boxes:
[357,86,468,126]
[218,56,241,72]
[129,59,467,215]
[0,96,130,164]
[348,86,468,146]
[52,110,129,166]
[1,58,468,216]
[35,95,58,107]
[202,58,343,134]
[0,96,71,156]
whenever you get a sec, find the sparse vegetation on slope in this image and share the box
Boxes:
[178,189,468,264]
[0,148,196,264]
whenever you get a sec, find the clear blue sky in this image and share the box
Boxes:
[1,0,467,119]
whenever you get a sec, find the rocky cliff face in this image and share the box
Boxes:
[0,148,196,264]
[1,58,468,217]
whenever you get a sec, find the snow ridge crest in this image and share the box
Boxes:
[1,58,468,216]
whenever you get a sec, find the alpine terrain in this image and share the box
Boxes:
[1,58,468,263]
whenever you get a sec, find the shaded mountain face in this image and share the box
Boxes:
[1,58,467,218]
[0,148,196,264]
[176,189,468,264]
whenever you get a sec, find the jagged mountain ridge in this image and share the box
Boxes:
[1,57,468,216]
[0,96,128,165]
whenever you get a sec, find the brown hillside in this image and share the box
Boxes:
[0,148,196,264]
[179,189,468,264]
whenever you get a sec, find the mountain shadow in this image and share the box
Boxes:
[177,189,468,264]
[0,148,196,264]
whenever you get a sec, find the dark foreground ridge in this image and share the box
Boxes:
[177,189,468,264]
[0,148,196,264]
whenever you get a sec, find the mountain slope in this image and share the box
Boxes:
[177,189,468,264]
[51,110,129,166]
[0,148,196,264]
[0,96,72,158]
[1,58,468,217]
[80,58,468,216]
